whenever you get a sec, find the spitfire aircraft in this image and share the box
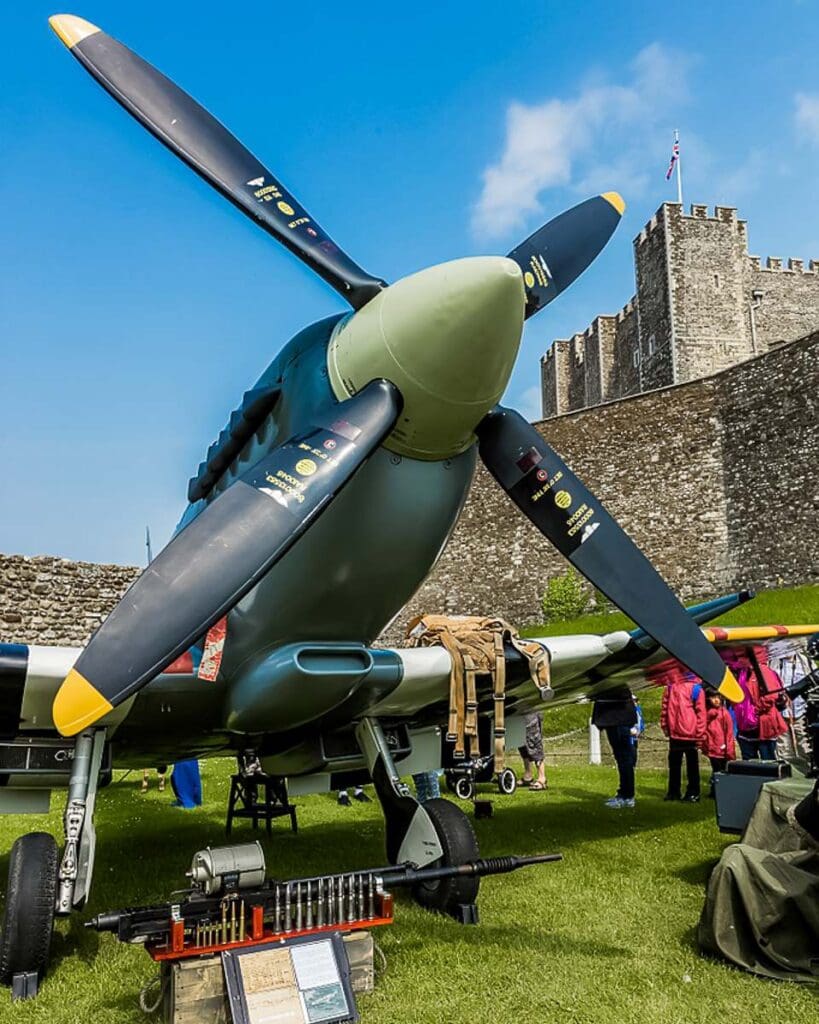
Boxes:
[5,11,814,986]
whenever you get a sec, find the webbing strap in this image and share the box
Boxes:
[493,633,506,772]
[438,631,466,757]
[464,655,480,758]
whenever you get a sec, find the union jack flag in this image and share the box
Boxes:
[665,138,680,180]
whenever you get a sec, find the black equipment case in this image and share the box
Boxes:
[713,760,792,834]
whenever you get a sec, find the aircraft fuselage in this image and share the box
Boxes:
[111,314,477,761]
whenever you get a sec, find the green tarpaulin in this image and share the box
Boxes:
[698,777,819,982]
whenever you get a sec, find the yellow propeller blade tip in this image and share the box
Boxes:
[601,191,626,215]
[48,14,101,49]
[52,668,113,736]
[717,667,744,704]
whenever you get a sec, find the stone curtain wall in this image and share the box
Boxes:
[0,555,139,646]
[382,330,819,644]
[387,371,728,644]
[721,332,819,588]
[2,332,816,650]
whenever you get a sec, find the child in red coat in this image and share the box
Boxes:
[701,693,736,797]
[660,668,707,802]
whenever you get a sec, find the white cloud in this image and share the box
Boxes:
[795,93,819,146]
[472,43,690,240]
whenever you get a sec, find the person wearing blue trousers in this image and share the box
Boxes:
[170,759,202,809]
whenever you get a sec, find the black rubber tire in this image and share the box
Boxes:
[0,832,59,984]
[454,776,475,801]
[412,798,480,914]
[497,768,517,795]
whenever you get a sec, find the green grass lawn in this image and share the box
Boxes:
[1,759,817,1023]
[522,582,819,639]
[2,584,818,1023]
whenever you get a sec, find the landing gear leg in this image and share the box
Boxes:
[0,729,106,994]
[56,728,106,915]
[355,718,480,921]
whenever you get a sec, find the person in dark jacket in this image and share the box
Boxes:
[592,686,638,808]
[660,669,706,802]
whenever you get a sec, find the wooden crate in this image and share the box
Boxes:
[162,956,229,1024]
[343,931,375,994]
[161,931,374,1023]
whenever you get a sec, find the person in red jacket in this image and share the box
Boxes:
[660,668,707,802]
[731,646,788,759]
[700,693,736,797]
[753,645,788,758]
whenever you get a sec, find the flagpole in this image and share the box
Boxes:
[674,129,683,207]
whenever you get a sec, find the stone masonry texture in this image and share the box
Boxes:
[0,555,139,646]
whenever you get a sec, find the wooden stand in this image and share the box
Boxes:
[161,931,374,1024]
[225,772,297,836]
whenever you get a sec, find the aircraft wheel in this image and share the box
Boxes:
[454,776,475,801]
[497,768,517,795]
[412,798,479,916]
[444,771,459,795]
[0,832,59,985]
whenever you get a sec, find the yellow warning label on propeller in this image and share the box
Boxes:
[277,201,295,216]
[295,459,317,477]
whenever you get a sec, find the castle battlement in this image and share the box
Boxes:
[637,203,748,246]
[747,255,819,273]
[540,199,819,419]
[616,298,636,322]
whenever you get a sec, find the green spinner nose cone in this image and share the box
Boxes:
[328,256,525,459]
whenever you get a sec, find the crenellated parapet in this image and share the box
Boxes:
[748,254,819,273]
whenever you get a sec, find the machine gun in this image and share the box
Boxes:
[86,842,561,961]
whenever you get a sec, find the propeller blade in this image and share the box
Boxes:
[52,380,402,736]
[476,407,742,702]
[48,14,385,309]
[508,193,625,319]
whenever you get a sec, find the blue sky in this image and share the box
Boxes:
[3,1,819,565]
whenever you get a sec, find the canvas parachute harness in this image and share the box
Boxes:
[405,616,551,770]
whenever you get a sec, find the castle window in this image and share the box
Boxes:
[632,349,641,368]
[714,273,721,289]
[648,334,656,356]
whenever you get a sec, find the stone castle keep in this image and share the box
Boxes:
[541,202,819,418]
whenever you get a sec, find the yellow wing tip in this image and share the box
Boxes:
[601,191,626,215]
[49,14,101,49]
[53,668,113,736]
[717,668,744,704]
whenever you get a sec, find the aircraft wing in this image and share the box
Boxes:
[700,625,819,645]
[369,631,633,719]
[368,622,819,722]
